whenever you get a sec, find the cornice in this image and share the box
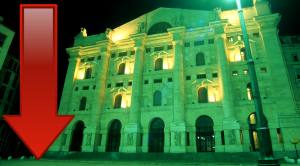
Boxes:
[145,33,172,47]
[254,13,281,29]
[111,38,135,52]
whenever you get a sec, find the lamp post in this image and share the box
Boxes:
[235,0,280,165]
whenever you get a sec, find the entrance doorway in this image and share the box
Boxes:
[149,118,164,152]
[196,116,215,152]
[70,121,84,151]
[106,120,121,152]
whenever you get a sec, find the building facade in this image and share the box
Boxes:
[48,0,300,158]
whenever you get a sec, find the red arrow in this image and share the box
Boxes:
[2,4,74,161]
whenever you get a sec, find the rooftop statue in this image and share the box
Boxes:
[214,7,221,21]
[172,15,181,27]
[105,28,114,39]
[137,22,145,33]
[75,27,87,38]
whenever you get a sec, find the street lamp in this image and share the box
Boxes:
[235,0,280,166]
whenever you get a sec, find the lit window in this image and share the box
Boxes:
[235,55,241,62]
[247,83,253,100]
[244,70,249,75]
[238,35,243,40]
[253,33,259,38]
[227,37,233,42]
[261,68,267,73]
[240,47,247,61]
[232,71,238,76]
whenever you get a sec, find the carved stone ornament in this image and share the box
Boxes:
[105,28,114,39]
[127,133,133,146]
[174,131,181,146]
[172,15,181,27]
[228,130,236,145]
[137,22,145,33]
[75,27,87,38]
[87,133,92,145]
[213,7,222,21]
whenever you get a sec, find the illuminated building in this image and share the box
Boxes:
[47,0,300,159]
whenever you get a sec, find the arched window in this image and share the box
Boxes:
[118,63,125,75]
[85,67,92,79]
[155,58,163,71]
[241,47,247,61]
[70,121,85,151]
[79,97,86,110]
[247,83,253,100]
[196,116,214,152]
[148,22,172,35]
[106,120,121,152]
[153,90,162,106]
[149,118,164,152]
[196,52,205,66]
[198,87,208,103]
[247,113,268,151]
[114,94,122,108]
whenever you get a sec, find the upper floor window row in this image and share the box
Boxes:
[111,51,135,58]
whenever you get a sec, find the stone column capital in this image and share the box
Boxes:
[66,46,81,58]
[133,46,145,52]
[214,33,227,41]
[130,33,147,47]
[172,40,183,46]
[254,13,281,30]
[168,26,186,41]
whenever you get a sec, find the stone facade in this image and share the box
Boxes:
[48,1,300,158]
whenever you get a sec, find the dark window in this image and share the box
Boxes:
[241,47,247,61]
[212,73,218,77]
[154,79,162,83]
[227,37,233,42]
[88,57,95,61]
[196,52,205,66]
[253,33,259,38]
[83,86,89,90]
[155,58,163,71]
[81,58,84,62]
[292,54,299,62]
[0,86,7,99]
[79,97,87,110]
[194,40,204,46]
[12,76,18,87]
[232,71,238,76]
[107,84,111,88]
[145,80,148,84]
[85,67,92,79]
[97,56,101,60]
[141,134,143,146]
[3,71,11,84]
[185,42,190,47]
[75,87,78,91]
[148,22,172,35]
[221,131,225,145]
[130,51,135,55]
[196,116,214,152]
[168,78,172,82]
[186,76,191,80]
[116,82,123,87]
[0,32,7,47]
[118,63,125,75]
[114,94,122,108]
[154,46,163,51]
[197,74,206,79]
[208,39,214,44]
[261,68,267,73]
[167,45,172,50]
[99,134,102,146]
[7,90,14,102]
[198,87,208,103]
[153,91,162,106]
[93,85,96,89]
[146,48,151,53]
[3,104,9,114]
[128,82,132,86]
[119,52,127,57]
[111,54,115,58]
[291,37,300,44]
[149,118,164,152]
[187,132,190,146]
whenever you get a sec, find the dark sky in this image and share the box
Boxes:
[0,0,299,109]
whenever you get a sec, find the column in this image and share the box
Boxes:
[123,33,147,153]
[82,41,112,152]
[168,27,187,153]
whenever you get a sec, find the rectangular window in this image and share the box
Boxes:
[212,73,218,77]
[167,45,173,50]
[81,58,84,62]
[197,74,206,79]
[227,37,233,42]
[12,76,18,87]
[238,35,243,40]
[194,40,204,46]
[253,33,260,38]
[208,39,214,44]
[185,42,190,47]
[3,71,11,84]
[261,68,267,73]
[87,57,95,61]
[97,56,101,60]
[7,90,14,102]
[130,50,135,55]
[187,132,190,146]
[186,76,191,80]
[83,86,89,90]
[111,54,115,58]
[240,130,244,145]
[168,78,172,82]
[232,71,238,76]
[128,81,132,86]
[116,82,123,87]
[107,84,111,88]
[154,46,163,51]
[0,86,6,99]
[0,32,7,47]
[244,70,249,75]
[93,85,96,89]
[146,48,151,53]
[277,128,282,143]
[292,54,299,62]
[75,87,78,91]
[221,131,225,145]
[119,52,127,57]
[144,80,148,84]
[154,79,162,83]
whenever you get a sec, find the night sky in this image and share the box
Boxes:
[1,0,299,109]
